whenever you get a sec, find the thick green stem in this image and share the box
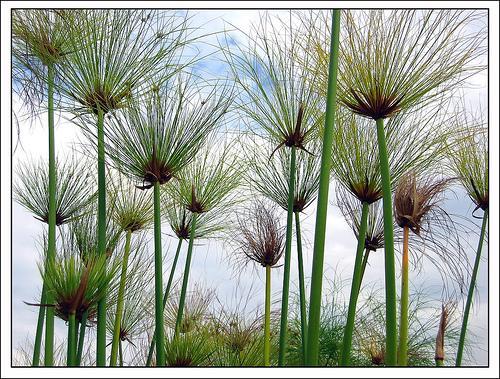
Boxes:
[398,226,410,366]
[306,10,340,366]
[295,211,308,363]
[456,209,488,366]
[360,249,371,286]
[146,237,183,366]
[375,117,397,366]
[264,265,271,367]
[175,214,198,338]
[67,313,77,366]
[44,62,56,367]
[119,339,123,367]
[76,309,88,366]
[96,108,107,366]
[278,146,296,366]
[32,285,46,366]
[341,201,369,365]
[153,181,165,366]
[110,230,132,366]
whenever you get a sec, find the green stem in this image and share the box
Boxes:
[119,339,123,367]
[32,285,46,366]
[278,146,296,366]
[67,312,77,366]
[295,211,308,363]
[76,309,88,366]
[146,237,183,366]
[306,9,340,366]
[153,181,165,366]
[264,265,271,367]
[360,249,371,286]
[96,108,107,366]
[456,209,488,366]
[110,229,132,366]
[175,213,198,338]
[436,358,444,367]
[44,62,56,367]
[341,201,369,365]
[398,226,410,366]
[375,117,397,366]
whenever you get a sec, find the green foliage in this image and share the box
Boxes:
[308,10,486,120]
[39,247,120,323]
[246,137,321,212]
[448,116,488,212]
[106,76,232,189]
[13,156,95,226]
[221,12,323,150]
[167,139,242,214]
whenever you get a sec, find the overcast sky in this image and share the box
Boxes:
[10,9,489,367]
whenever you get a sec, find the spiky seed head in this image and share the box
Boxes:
[435,302,456,363]
[394,171,453,235]
[235,201,285,268]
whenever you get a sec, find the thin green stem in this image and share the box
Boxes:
[67,312,77,366]
[153,181,165,366]
[44,62,56,367]
[96,108,107,367]
[119,339,123,367]
[398,226,410,366]
[360,249,371,286]
[76,309,88,366]
[110,229,132,366]
[295,211,308,363]
[306,9,340,366]
[278,145,296,366]
[32,285,46,366]
[456,209,488,366]
[175,213,198,338]
[375,117,397,366]
[341,201,369,366]
[264,265,271,367]
[146,237,183,366]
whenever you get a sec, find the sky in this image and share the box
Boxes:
[9,9,490,367]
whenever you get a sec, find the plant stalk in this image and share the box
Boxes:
[294,211,308,363]
[146,237,183,366]
[96,108,107,366]
[264,265,271,367]
[76,309,88,366]
[341,201,369,365]
[67,312,77,366]
[119,339,123,367]
[456,209,488,366]
[360,249,371,286]
[44,62,56,367]
[306,9,341,366]
[175,213,198,338]
[32,285,46,366]
[153,181,165,366]
[278,145,296,366]
[110,229,132,366]
[375,117,397,366]
[398,226,410,366]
